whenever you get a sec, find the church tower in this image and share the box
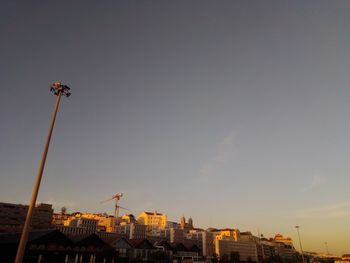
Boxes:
[188,216,193,229]
[180,215,186,229]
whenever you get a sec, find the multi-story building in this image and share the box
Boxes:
[115,223,146,239]
[260,239,276,259]
[0,202,53,233]
[52,213,69,226]
[137,211,167,236]
[215,238,258,262]
[166,221,180,229]
[275,242,295,260]
[68,217,98,232]
[186,230,203,248]
[186,229,215,257]
[54,212,117,233]
[160,228,185,243]
[215,228,240,241]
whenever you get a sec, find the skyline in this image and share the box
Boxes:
[1,1,350,255]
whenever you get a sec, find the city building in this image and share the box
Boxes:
[68,217,98,232]
[186,229,216,257]
[137,211,167,236]
[215,228,240,241]
[0,202,53,233]
[115,223,147,239]
[53,212,118,233]
[120,214,136,224]
[215,238,258,262]
[160,228,185,243]
[166,221,180,229]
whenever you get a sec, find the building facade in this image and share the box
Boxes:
[137,211,167,236]
[215,238,258,262]
[116,223,147,239]
[0,202,53,233]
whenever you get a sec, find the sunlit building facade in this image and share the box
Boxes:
[137,211,167,236]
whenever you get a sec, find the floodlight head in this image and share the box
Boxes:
[50,82,71,97]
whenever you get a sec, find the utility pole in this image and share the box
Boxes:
[295,226,305,263]
[14,82,71,263]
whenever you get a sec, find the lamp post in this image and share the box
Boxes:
[14,82,71,263]
[295,226,305,263]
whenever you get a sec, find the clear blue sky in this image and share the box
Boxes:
[1,1,350,255]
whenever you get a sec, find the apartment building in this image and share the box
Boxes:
[0,202,53,233]
[137,211,167,236]
[160,228,185,243]
[215,238,258,262]
[116,223,147,239]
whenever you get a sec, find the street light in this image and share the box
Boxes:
[295,226,305,263]
[14,82,71,263]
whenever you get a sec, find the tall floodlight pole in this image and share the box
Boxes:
[295,226,305,263]
[14,82,71,263]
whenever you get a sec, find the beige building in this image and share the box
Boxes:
[0,202,53,233]
[215,238,258,262]
[137,211,167,236]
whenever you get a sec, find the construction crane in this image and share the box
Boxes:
[100,193,130,218]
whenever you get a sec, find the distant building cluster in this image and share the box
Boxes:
[0,201,348,263]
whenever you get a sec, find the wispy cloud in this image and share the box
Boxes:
[303,175,328,191]
[197,131,238,183]
[294,201,350,219]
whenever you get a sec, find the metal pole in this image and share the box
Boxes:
[295,226,305,263]
[14,93,62,263]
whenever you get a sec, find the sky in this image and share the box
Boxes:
[1,0,350,255]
